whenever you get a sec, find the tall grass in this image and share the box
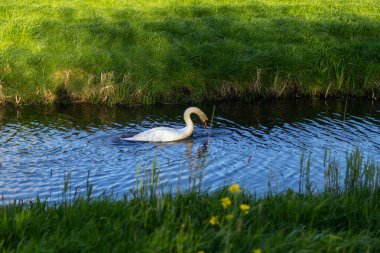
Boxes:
[0,0,379,105]
[1,148,380,252]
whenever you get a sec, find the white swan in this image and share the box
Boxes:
[122,107,208,142]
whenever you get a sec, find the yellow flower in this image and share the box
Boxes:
[252,248,262,253]
[228,184,241,194]
[225,214,234,220]
[221,197,232,209]
[209,215,219,225]
[240,204,250,214]
[197,251,205,253]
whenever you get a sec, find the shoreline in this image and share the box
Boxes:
[0,85,378,106]
[1,185,380,251]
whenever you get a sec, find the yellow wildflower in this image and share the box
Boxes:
[252,249,262,253]
[225,214,234,220]
[221,197,232,209]
[240,204,250,214]
[209,215,219,225]
[228,184,241,194]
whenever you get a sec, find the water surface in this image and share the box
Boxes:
[0,100,379,202]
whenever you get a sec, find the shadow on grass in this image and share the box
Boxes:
[1,1,379,103]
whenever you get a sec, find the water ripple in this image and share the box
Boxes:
[0,100,379,202]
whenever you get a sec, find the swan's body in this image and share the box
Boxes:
[123,107,208,142]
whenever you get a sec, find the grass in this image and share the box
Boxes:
[1,148,380,252]
[0,0,379,105]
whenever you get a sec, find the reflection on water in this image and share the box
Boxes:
[0,99,379,202]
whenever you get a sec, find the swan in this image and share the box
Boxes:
[122,107,208,142]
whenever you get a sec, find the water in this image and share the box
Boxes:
[0,99,379,202]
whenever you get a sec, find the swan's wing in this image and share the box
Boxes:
[123,127,187,142]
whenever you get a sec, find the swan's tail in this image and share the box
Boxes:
[120,136,134,141]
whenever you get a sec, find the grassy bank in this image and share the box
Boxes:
[1,188,380,252]
[1,149,380,252]
[0,0,379,105]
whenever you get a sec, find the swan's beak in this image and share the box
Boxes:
[203,120,208,128]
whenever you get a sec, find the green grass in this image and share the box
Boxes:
[0,0,379,105]
[1,149,380,252]
[2,190,380,252]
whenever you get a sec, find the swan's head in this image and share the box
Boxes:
[199,112,208,128]
[203,120,208,128]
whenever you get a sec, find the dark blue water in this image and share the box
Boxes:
[0,99,379,202]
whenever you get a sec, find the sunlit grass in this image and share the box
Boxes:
[0,0,379,105]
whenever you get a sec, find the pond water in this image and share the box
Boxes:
[0,99,379,202]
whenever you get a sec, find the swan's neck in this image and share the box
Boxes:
[183,108,195,136]
[183,107,205,137]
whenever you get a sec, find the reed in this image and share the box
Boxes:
[0,148,379,252]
